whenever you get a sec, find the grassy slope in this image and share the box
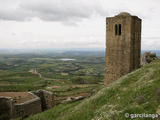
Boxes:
[21,60,160,120]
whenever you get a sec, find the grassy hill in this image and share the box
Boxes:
[18,59,160,120]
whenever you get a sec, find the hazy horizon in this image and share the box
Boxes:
[0,48,159,53]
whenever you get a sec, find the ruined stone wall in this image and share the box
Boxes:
[141,52,157,66]
[105,13,141,85]
[42,90,54,109]
[0,97,14,120]
[12,92,42,118]
[0,91,54,119]
[33,90,54,110]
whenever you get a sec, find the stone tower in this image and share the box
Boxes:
[105,12,141,85]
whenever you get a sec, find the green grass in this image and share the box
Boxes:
[16,101,81,120]
[50,84,103,97]
[21,59,160,120]
[0,84,43,92]
[0,71,45,92]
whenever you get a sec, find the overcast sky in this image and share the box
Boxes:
[0,0,160,50]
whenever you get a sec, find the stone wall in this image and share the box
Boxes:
[0,93,42,119]
[105,12,141,85]
[141,52,157,66]
[0,97,13,120]
[12,92,42,118]
[32,90,54,110]
[0,90,54,119]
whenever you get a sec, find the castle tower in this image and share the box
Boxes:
[105,12,141,85]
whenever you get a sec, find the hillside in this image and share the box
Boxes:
[19,59,160,120]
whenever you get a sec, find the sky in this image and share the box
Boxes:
[0,0,160,50]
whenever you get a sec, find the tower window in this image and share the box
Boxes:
[115,24,118,35]
[115,24,122,36]
[119,24,121,35]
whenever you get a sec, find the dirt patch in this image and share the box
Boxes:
[0,92,35,104]
[0,83,9,85]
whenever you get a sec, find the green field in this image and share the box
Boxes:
[17,59,160,120]
[0,52,105,105]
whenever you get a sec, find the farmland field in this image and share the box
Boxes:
[0,50,105,104]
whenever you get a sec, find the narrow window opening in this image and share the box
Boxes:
[119,24,121,35]
[115,24,118,35]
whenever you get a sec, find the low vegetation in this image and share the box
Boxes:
[20,59,160,120]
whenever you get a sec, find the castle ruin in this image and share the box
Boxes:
[0,90,54,119]
[105,12,141,85]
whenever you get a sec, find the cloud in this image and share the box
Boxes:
[0,0,160,50]
[0,0,106,23]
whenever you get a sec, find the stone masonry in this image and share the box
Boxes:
[105,12,141,85]
[0,90,54,119]
[32,90,54,110]
[0,92,41,119]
